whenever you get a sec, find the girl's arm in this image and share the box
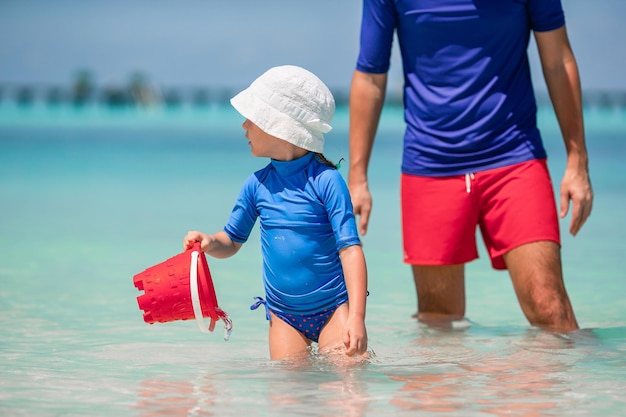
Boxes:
[339,244,368,356]
[184,230,242,259]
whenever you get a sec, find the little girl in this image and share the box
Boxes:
[183,65,368,360]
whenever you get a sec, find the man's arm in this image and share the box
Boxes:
[348,70,388,236]
[535,26,593,236]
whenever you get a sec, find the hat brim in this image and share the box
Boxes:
[230,89,324,153]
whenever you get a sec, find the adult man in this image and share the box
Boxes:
[348,0,593,331]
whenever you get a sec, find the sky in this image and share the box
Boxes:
[1,0,625,95]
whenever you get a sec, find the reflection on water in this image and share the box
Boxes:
[124,326,626,417]
[134,363,373,417]
[266,363,372,417]
[383,326,625,416]
[136,378,218,417]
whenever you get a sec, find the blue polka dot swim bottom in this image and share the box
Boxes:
[250,296,341,343]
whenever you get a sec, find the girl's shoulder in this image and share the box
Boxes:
[250,162,274,183]
[310,158,344,183]
[308,159,350,201]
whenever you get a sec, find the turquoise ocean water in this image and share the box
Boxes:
[1,102,625,416]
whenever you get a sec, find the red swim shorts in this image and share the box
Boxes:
[401,159,560,270]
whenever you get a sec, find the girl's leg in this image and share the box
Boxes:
[268,311,311,360]
[316,303,350,354]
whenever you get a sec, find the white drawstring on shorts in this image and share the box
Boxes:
[465,172,475,194]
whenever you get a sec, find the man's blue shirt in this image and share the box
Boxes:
[357,0,565,176]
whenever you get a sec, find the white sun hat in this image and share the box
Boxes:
[230,65,335,153]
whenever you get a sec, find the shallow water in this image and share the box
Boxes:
[1,103,625,416]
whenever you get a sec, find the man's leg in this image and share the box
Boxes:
[412,264,466,325]
[504,241,578,332]
[401,173,477,325]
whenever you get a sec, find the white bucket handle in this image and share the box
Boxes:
[190,250,233,341]
[189,251,213,334]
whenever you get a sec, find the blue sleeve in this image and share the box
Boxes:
[223,174,258,243]
[315,170,361,251]
[528,0,565,32]
[356,0,396,74]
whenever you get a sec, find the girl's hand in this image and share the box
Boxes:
[183,230,241,259]
[183,231,210,251]
[343,316,368,356]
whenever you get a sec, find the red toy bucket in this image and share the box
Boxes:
[133,242,232,340]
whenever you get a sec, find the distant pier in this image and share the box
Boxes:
[1,82,624,110]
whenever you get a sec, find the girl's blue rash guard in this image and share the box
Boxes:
[356,0,566,176]
[223,153,361,316]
